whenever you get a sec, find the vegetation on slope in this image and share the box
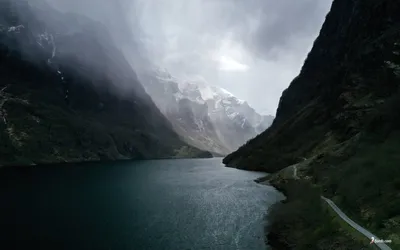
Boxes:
[266,180,374,250]
[0,37,211,167]
[306,94,400,248]
[224,0,400,248]
[224,0,400,171]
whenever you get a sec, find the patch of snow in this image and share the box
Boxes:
[194,118,205,132]
[31,115,40,124]
[174,91,185,101]
[385,61,400,76]
[198,85,217,100]
[155,75,169,82]
[203,85,246,105]
[214,99,221,110]
[8,25,25,33]
[50,34,56,59]
[37,32,51,44]
[196,96,205,104]
[36,41,44,48]
[218,87,234,97]
[227,111,239,120]
[154,67,172,79]
[221,99,232,105]
[36,31,57,62]
[241,119,246,128]
[155,68,248,109]
[237,99,246,105]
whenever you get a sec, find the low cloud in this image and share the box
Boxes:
[15,0,333,115]
[128,0,333,115]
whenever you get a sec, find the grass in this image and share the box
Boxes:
[266,179,373,250]
[264,92,400,249]
[224,3,400,249]
[265,144,398,250]
[322,200,378,250]
[309,132,400,250]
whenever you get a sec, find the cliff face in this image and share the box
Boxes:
[224,0,400,246]
[139,68,274,156]
[0,0,210,166]
[224,0,400,172]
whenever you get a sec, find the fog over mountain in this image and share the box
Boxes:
[0,0,213,163]
[21,0,332,116]
[141,67,275,155]
[3,0,334,156]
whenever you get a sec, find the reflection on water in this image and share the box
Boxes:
[0,158,284,250]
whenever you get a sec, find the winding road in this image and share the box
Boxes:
[321,196,392,250]
[292,164,392,249]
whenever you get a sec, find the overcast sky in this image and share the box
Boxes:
[43,0,333,116]
[129,0,334,115]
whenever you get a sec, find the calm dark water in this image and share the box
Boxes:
[0,158,284,250]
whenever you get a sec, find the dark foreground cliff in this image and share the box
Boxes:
[224,0,400,249]
[0,0,211,166]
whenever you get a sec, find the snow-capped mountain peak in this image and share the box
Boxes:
[139,67,274,155]
[150,67,247,107]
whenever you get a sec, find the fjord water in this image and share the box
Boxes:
[0,158,283,250]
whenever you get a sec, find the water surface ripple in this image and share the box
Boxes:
[0,158,284,250]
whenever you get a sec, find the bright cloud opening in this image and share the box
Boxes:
[218,56,249,71]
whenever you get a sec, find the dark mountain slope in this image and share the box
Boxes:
[224,0,400,248]
[0,0,210,166]
[224,0,400,172]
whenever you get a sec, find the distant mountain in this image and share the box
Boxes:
[0,0,211,166]
[139,68,274,155]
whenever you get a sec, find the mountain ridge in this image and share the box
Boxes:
[224,0,400,248]
[224,0,400,171]
[139,67,274,155]
[0,0,211,166]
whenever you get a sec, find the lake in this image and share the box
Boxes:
[0,158,284,250]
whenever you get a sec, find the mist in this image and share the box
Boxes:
[13,0,332,115]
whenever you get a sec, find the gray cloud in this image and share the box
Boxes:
[243,0,332,58]
[128,0,333,115]
[20,0,333,115]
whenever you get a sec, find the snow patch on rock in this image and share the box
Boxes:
[7,25,25,33]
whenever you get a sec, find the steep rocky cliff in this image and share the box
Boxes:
[224,0,400,247]
[139,68,274,155]
[0,0,211,166]
[224,0,400,172]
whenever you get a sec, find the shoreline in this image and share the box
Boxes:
[254,175,290,250]
[254,174,373,250]
[0,154,216,170]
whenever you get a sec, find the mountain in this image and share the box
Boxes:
[0,0,211,166]
[224,0,400,248]
[138,68,274,155]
